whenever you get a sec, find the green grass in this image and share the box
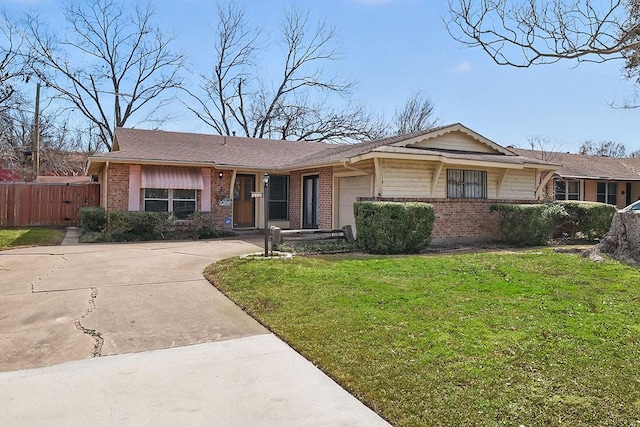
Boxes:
[0,227,66,249]
[206,250,640,426]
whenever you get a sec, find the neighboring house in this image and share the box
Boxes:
[87,123,558,243]
[511,148,640,209]
[0,161,21,182]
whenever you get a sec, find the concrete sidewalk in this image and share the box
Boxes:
[0,334,389,426]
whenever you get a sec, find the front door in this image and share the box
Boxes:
[233,174,255,227]
[302,175,319,229]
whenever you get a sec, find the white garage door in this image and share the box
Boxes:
[338,175,372,231]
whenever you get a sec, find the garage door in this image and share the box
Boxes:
[338,175,372,231]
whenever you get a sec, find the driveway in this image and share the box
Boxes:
[0,235,390,426]
[0,236,268,371]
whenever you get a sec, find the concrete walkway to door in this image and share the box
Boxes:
[0,233,390,426]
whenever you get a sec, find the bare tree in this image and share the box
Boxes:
[24,0,185,151]
[525,136,563,162]
[0,12,28,113]
[393,91,439,135]
[447,0,639,67]
[185,2,384,143]
[578,140,627,157]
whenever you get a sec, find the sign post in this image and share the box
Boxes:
[262,173,270,257]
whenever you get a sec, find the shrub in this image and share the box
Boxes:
[187,211,227,239]
[490,203,567,246]
[554,201,616,240]
[354,201,435,254]
[105,210,171,241]
[79,207,107,232]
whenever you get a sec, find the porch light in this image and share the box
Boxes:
[263,173,270,257]
[218,171,223,179]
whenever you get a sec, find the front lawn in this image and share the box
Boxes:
[0,227,66,250]
[206,250,640,426]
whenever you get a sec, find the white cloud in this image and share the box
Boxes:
[451,61,472,73]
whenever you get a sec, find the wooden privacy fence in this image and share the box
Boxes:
[0,182,100,227]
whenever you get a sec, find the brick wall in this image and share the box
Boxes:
[318,167,333,229]
[289,167,333,229]
[105,164,234,229]
[211,170,233,229]
[359,197,538,244]
[289,171,301,228]
[107,163,129,211]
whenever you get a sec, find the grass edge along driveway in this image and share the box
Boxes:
[205,249,640,427]
[0,227,66,250]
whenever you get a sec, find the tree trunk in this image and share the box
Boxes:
[583,212,640,264]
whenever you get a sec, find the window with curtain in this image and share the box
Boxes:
[447,169,487,199]
[144,188,197,219]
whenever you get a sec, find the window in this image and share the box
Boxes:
[554,179,580,201]
[447,169,487,199]
[268,175,289,221]
[144,188,197,219]
[597,182,617,205]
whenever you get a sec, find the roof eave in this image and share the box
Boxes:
[556,173,640,181]
[351,151,558,170]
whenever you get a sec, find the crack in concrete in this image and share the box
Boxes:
[30,254,68,294]
[74,287,104,357]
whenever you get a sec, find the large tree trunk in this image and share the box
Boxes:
[583,212,640,264]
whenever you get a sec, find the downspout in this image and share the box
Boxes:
[104,161,109,211]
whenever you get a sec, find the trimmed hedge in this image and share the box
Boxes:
[354,201,435,254]
[105,211,171,241]
[79,207,107,232]
[554,201,616,240]
[491,201,617,245]
[490,203,567,246]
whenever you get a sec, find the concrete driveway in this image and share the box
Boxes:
[0,234,390,426]
[0,236,268,371]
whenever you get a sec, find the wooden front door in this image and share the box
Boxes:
[233,174,255,227]
[302,175,319,229]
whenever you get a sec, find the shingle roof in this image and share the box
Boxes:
[282,125,453,168]
[510,148,640,181]
[281,123,556,169]
[96,128,331,169]
[88,126,559,173]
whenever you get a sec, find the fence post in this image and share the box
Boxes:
[342,225,355,243]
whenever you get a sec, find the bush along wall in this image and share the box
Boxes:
[490,203,567,246]
[354,201,435,254]
[79,207,107,232]
[105,211,171,241]
[79,210,235,242]
[554,201,617,240]
[491,201,616,246]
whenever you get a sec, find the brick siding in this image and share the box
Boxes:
[289,167,333,229]
[359,197,538,244]
[106,163,129,211]
[211,170,233,229]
